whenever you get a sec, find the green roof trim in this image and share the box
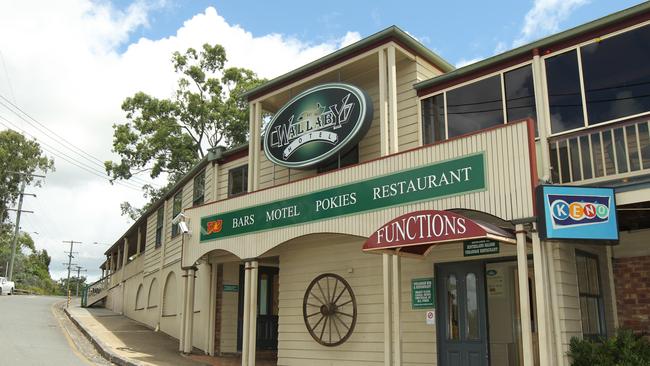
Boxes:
[414,2,650,92]
[242,26,454,101]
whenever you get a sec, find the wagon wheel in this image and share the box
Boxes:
[302,273,357,347]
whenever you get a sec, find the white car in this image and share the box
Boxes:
[0,277,14,295]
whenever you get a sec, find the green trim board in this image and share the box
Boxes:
[200,153,486,242]
[411,278,435,309]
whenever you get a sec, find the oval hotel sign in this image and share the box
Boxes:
[263,83,373,169]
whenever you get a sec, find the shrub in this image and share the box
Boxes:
[568,329,650,366]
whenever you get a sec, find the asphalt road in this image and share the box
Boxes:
[0,295,101,366]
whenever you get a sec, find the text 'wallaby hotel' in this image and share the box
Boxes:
[87,3,650,365]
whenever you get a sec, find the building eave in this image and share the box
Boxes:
[242,25,454,102]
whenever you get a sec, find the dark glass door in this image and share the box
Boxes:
[237,265,279,351]
[436,261,488,366]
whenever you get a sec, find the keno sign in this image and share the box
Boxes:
[263,83,373,169]
[536,185,619,241]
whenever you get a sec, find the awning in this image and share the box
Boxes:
[362,210,516,257]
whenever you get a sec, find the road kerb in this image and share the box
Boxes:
[63,306,143,366]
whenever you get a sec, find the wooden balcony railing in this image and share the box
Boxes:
[549,118,650,184]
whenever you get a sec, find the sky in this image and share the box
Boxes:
[0,0,644,283]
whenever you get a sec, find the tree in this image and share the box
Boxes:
[105,44,265,219]
[0,231,58,295]
[0,130,54,224]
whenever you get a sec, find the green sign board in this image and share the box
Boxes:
[463,239,500,256]
[223,284,239,292]
[263,83,373,169]
[411,278,435,309]
[201,153,486,242]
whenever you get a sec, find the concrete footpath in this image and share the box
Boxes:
[65,303,209,366]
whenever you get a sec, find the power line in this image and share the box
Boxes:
[0,94,156,187]
[0,116,143,191]
[0,113,144,190]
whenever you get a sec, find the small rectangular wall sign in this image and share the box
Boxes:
[411,277,435,309]
[463,239,499,256]
[223,284,239,292]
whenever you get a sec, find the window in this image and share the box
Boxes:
[421,68,531,144]
[546,50,585,134]
[422,94,445,144]
[171,191,182,237]
[155,207,164,248]
[228,165,248,197]
[505,65,538,135]
[447,75,503,138]
[193,170,205,206]
[317,145,359,173]
[575,251,605,338]
[581,24,650,125]
[446,274,459,340]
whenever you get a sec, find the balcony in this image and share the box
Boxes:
[549,118,650,185]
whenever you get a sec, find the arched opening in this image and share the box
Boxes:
[147,278,159,309]
[162,271,177,316]
[135,284,144,310]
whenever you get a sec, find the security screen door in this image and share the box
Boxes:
[436,261,488,366]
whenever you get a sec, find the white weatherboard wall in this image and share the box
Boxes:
[272,233,521,366]
[185,121,536,266]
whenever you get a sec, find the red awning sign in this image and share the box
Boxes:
[362,210,515,257]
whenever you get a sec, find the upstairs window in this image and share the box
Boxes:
[317,145,359,173]
[422,94,445,144]
[447,74,503,138]
[546,50,585,134]
[581,24,650,125]
[421,64,537,144]
[505,65,537,135]
[575,251,605,339]
[155,207,164,248]
[544,24,650,135]
[193,170,205,206]
[228,165,248,197]
[171,190,182,237]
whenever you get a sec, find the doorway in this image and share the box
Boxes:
[436,261,488,366]
[237,266,279,351]
[436,259,538,366]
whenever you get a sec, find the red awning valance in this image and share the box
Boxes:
[362,210,515,257]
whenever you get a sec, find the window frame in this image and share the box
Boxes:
[193,169,206,206]
[317,145,359,173]
[540,20,650,138]
[155,207,164,249]
[171,190,183,238]
[420,60,535,143]
[228,165,248,197]
[575,250,607,339]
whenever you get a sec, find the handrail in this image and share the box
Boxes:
[548,117,650,184]
[82,273,114,307]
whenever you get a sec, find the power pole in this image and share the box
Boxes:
[7,181,34,281]
[74,266,87,297]
[6,171,43,281]
[63,240,82,307]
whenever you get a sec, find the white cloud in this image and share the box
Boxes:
[0,1,360,282]
[455,57,484,68]
[514,0,589,46]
